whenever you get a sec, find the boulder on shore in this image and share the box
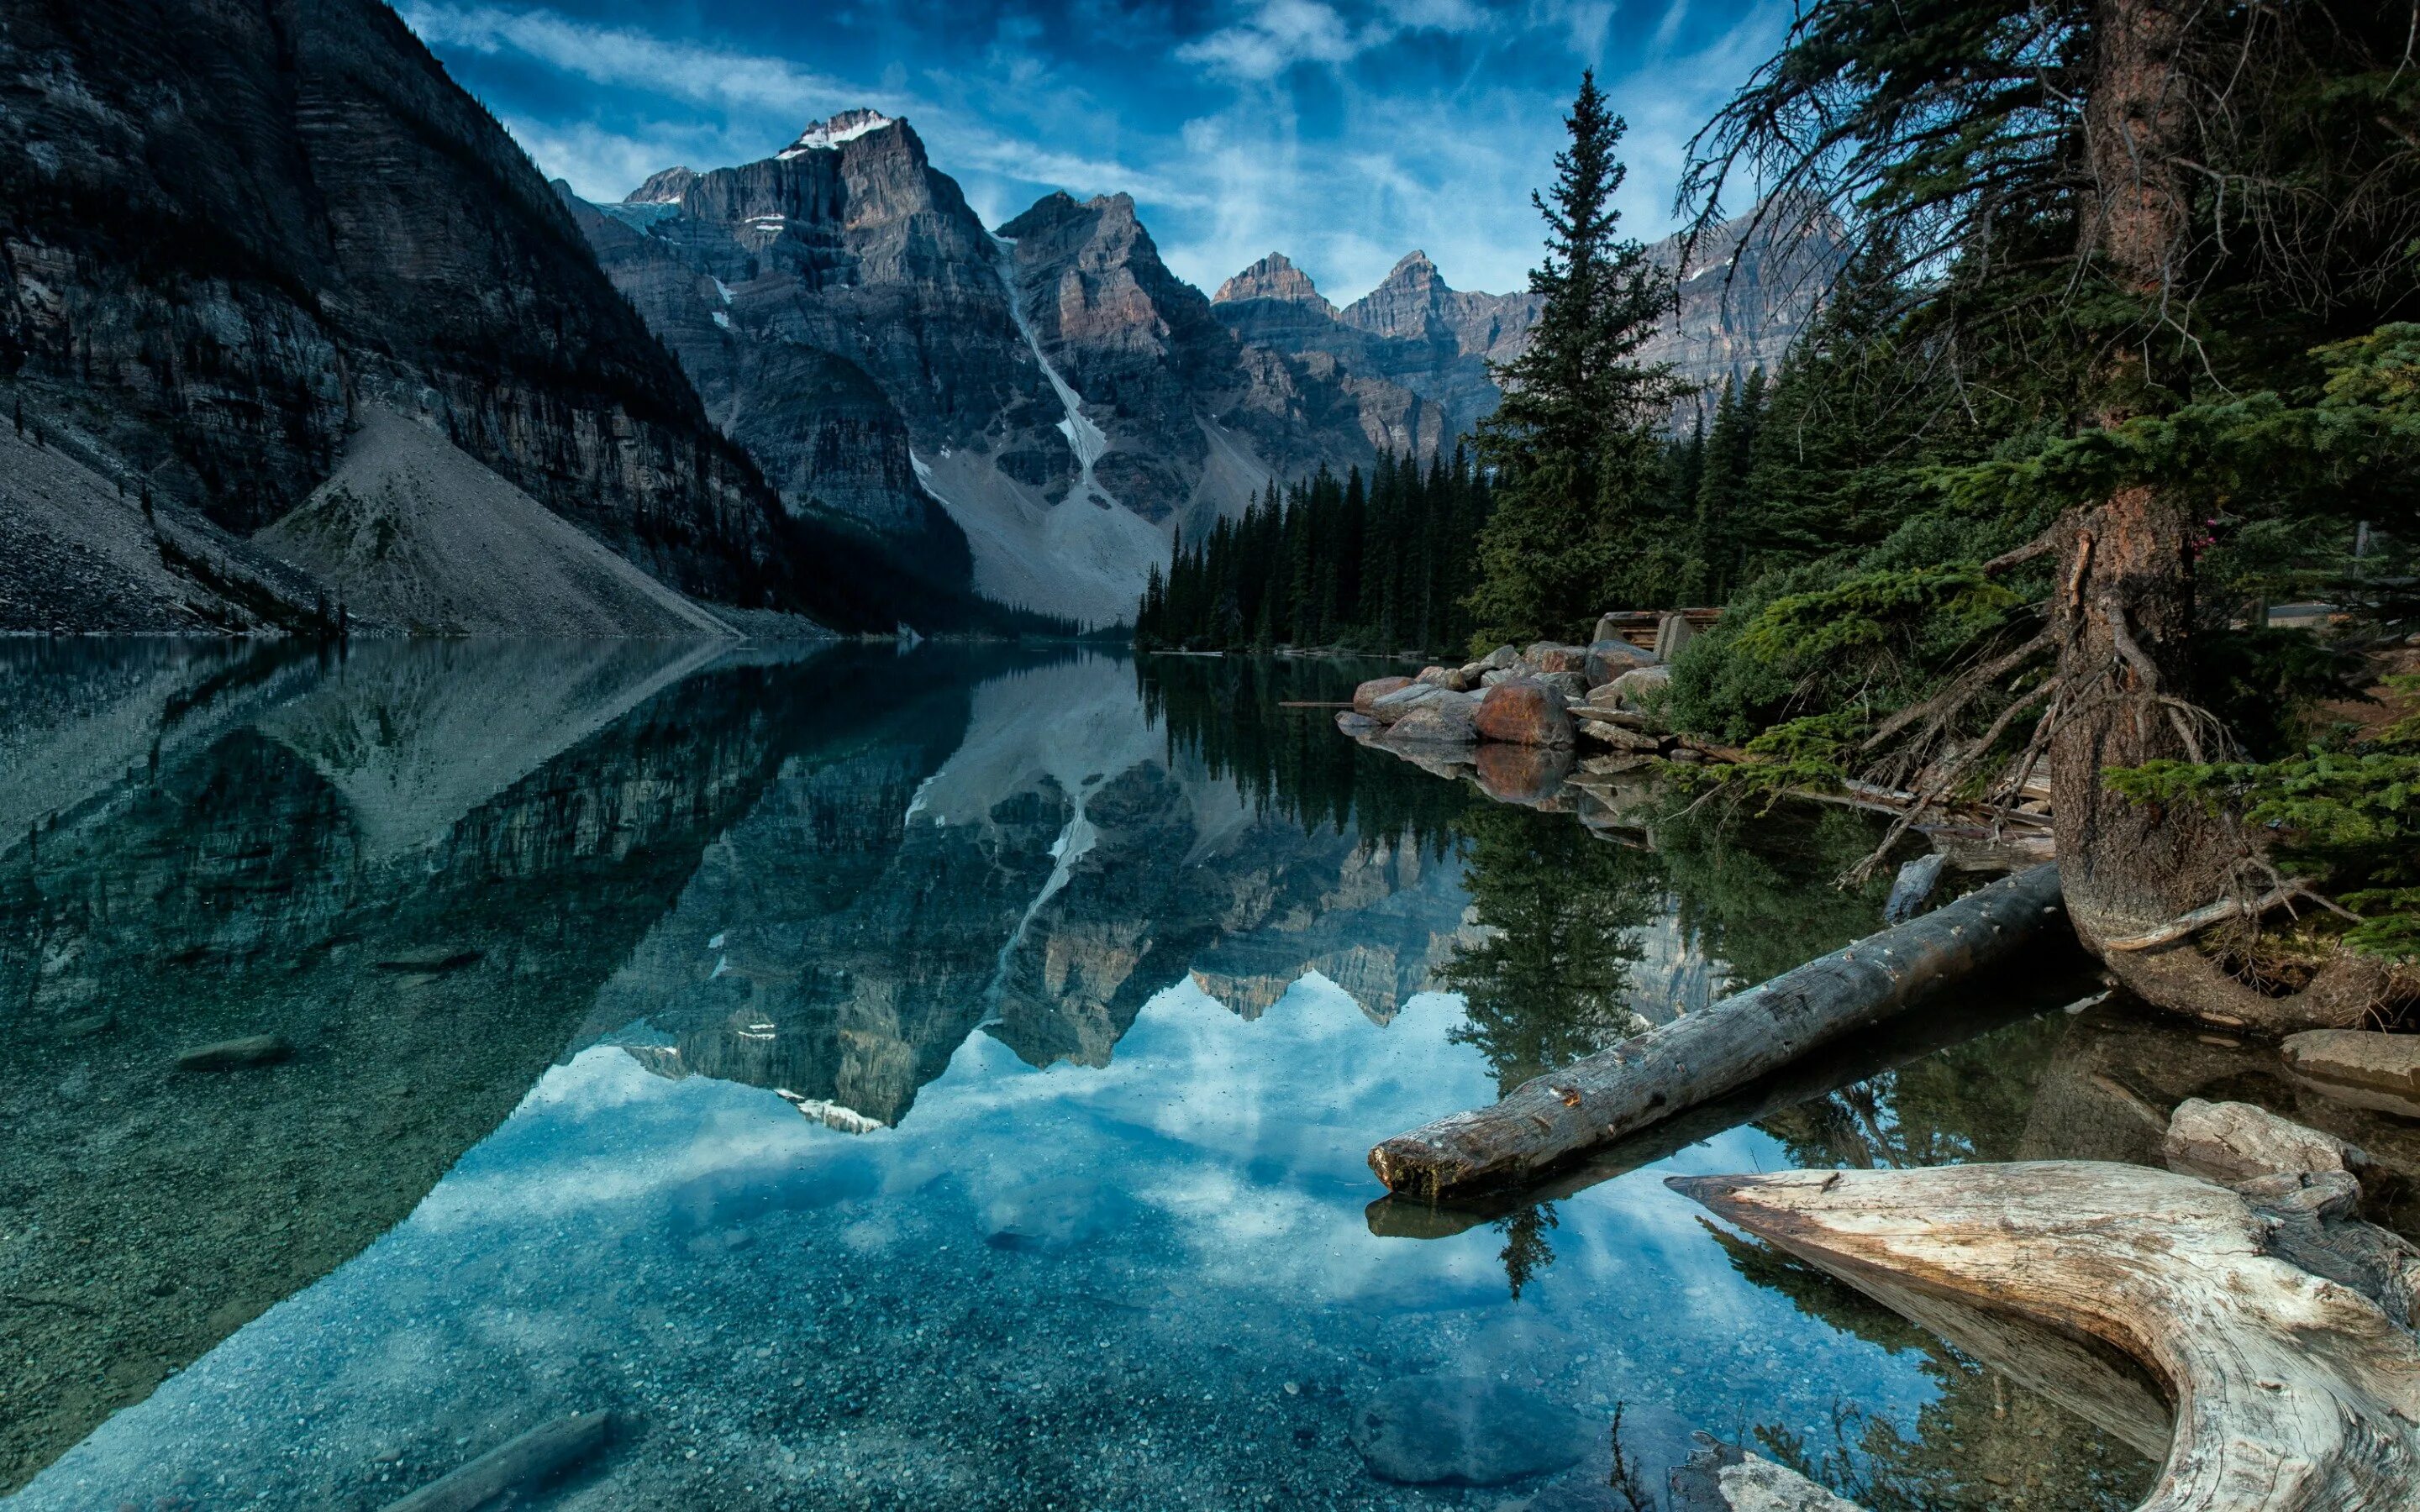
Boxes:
[1526,644,1591,675]
[1476,681,1576,747]
[1415,665,1475,691]
[1586,639,1655,685]
[1600,664,1671,711]
[1353,676,1416,717]
[1477,645,1523,671]
[1371,683,1472,723]
[1382,699,1480,745]
[1579,719,1660,753]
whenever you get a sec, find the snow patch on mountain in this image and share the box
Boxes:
[780,110,897,158]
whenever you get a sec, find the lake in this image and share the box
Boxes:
[0,640,2154,1509]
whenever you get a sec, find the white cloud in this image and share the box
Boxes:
[1177,0,1372,81]
[403,1,1190,212]
[402,2,863,120]
[397,0,1790,302]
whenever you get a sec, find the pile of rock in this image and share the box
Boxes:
[1339,637,1683,762]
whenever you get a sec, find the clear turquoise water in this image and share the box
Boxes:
[0,641,2150,1509]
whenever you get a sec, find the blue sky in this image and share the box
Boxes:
[399,0,1786,302]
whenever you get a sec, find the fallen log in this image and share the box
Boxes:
[1369,864,2067,1197]
[1364,957,2099,1240]
[382,1410,613,1512]
[1670,1161,2420,1511]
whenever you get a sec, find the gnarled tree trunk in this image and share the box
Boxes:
[2050,0,2283,1023]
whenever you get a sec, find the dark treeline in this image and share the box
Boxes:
[1134,449,1494,656]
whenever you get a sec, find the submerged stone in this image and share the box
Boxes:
[174,1035,292,1072]
[1350,1375,1591,1485]
[1529,1401,1699,1512]
[2283,1030,2420,1117]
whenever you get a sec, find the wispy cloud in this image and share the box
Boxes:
[399,0,1789,300]
[402,3,862,119]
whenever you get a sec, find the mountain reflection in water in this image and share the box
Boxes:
[3,642,2155,1511]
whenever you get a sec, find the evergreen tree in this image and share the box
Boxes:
[1465,71,1681,652]
[1132,457,1495,655]
[1691,368,1765,602]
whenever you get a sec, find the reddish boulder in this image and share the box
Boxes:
[1528,645,1591,675]
[1353,676,1416,717]
[1475,680,1576,747]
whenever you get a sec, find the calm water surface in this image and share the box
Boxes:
[1,641,2155,1509]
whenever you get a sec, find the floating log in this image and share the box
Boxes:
[1368,864,2067,1197]
[1670,1161,2420,1511]
[1364,958,2099,1240]
[382,1410,613,1512]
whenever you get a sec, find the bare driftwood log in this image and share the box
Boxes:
[1670,1161,2420,1510]
[1369,864,2067,1196]
[382,1410,613,1512]
[1363,964,2100,1239]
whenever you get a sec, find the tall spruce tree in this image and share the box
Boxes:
[1465,72,1681,653]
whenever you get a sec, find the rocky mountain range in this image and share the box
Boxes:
[1,0,1830,635]
[1211,213,1842,440]
[560,113,1465,627]
[566,111,1834,625]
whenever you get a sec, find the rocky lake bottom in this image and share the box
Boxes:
[8,639,2355,1510]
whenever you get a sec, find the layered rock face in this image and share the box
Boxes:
[568,118,1440,626]
[0,0,806,612]
[1216,250,1522,449]
[1644,213,1843,406]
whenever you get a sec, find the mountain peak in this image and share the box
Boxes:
[627,165,697,205]
[1213,252,1334,313]
[779,109,899,159]
[1378,249,1445,291]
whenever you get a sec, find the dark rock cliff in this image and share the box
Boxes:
[0,0,1007,630]
[1216,249,1509,449]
